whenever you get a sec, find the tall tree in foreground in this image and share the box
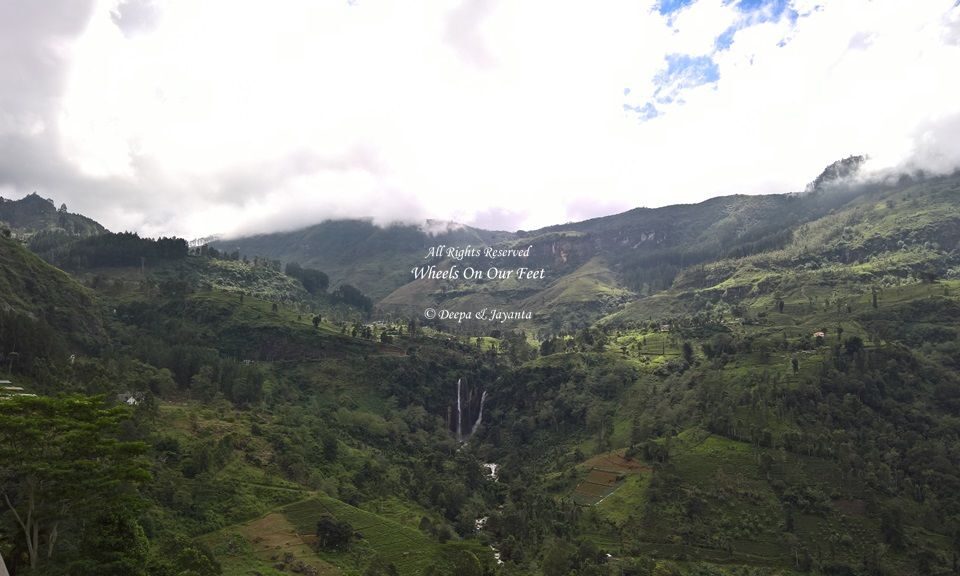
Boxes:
[0,395,149,572]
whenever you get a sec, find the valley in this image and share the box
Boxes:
[1,169,959,575]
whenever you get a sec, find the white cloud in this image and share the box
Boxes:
[1,0,959,238]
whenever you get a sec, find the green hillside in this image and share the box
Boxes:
[2,166,960,575]
[0,234,105,361]
[219,171,960,336]
[213,219,514,301]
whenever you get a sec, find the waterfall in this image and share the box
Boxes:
[453,379,488,442]
[456,378,462,443]
[470,390,488,437]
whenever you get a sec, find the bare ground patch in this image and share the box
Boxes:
[237,512,341,575]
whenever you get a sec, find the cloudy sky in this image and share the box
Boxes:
[1,0,958,238]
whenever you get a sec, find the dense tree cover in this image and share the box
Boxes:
[111,297,271,402]
[144,535,221,576]
[1,259,957,575]
[331,283,373,314]
[697,342,960,508]
[4,278,960,574]
[44,232,188,270]
[315,514,354,550]
[192,243,240,261]
[26,229,76,254]
[285,261,330,294]
[0,308,66,379]
[0,395,150,573]
[465,305,960,573]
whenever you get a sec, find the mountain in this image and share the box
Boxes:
[806,154,867,191]
[218,169,960,333]
[0,191,106,239]
[603,174,960,326]
[213,219,514,301]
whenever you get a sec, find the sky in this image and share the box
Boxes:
[0,0,958,239]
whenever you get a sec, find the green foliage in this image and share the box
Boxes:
[423,548,483,576]
[315,513,354,550]
[284,261,329,294]
[0,395,149,571]
[332,283,373,314]
[46,231,188,270]
[0,307,67,379]
[212,219,514,301]
[282,497,460,575]
[879,504,906,550]
[542,539,577,576]
[67,512,150,576]
[147,535,222,576]
[365,554,401,576]
[0,235,105,352]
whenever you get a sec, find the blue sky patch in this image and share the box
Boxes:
[658,53,720,86]
[731,0,798,23]
[643,53,720,108]
[713,0,801,51]
[715,25,738,50]
[658,0,695,15]
[624,102,659,121]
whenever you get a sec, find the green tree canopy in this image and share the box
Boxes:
[0,395,150,571]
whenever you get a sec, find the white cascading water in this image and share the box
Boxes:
[456,378,462,442]
[470,390,488,437]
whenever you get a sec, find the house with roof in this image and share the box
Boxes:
[0,380,37,400]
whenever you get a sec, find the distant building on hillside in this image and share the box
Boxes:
[116,392,144,406]
[0,381,37,400]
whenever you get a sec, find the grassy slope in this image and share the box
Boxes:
[379,256,632,330]
[0,235,105,348]
[202,495,496,576]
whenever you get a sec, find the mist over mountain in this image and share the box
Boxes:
[214,161,960,333]
[1,2,960,237]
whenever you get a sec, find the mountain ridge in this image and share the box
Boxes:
[0,191,106,239]
[214,167,958,332]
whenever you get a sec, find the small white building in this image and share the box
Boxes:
[116,392,144,406]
